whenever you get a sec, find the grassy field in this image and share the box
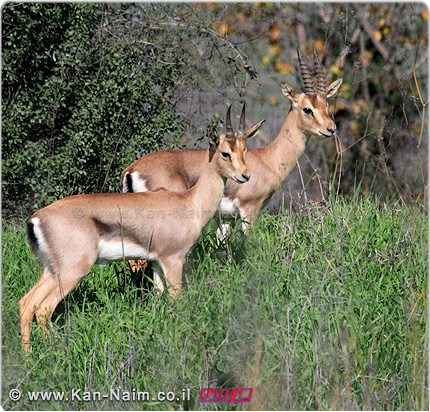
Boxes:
[2,194,428,410]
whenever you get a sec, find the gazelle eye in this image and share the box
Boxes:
[303,107,313,116]
[221,152,231,160]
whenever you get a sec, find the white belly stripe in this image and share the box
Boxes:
[96,239,157,264]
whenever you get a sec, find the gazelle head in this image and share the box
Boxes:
[281,44,343,138]
[209,103,252,184]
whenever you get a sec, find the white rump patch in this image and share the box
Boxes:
[29,217,53,270]
[122,171,148,193]
[30,218,47,251]
[131,171,149,193]
[96,239,157,265]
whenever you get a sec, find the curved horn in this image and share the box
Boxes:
[225,104,234,139]
[313,43,327,94]
[238,102,246,137]
[297,46,315,95]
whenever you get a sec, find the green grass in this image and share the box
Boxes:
[2,194,428,410]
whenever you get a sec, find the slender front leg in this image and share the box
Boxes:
[152,262,165,293]
[240,202,261,233]
[160,256,184,297]
[216,221,231,242]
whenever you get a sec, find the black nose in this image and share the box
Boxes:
[242,174,250,182]
[327,127,335,134]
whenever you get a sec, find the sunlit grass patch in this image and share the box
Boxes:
[2,195,428,410]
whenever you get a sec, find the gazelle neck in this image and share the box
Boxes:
[266,108,307,181]
[189,151,226,227]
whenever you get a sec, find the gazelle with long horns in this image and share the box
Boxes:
[121,45,342,228]
[20,104,252,352]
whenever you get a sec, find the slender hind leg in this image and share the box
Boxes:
[20,263,92,352]
[129,259,147,273]
[34,274,85,339]
[19,268,56,352]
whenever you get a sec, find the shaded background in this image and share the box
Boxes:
[2,3,428,217]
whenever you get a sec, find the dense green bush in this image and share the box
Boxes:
[2,3,253,217]
[2,3,179,215]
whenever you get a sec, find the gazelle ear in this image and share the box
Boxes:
[209,133,219,148]
[208,132,219,162]
[326,78,343,98]
[245,119,266,139]
[281,82,298,104]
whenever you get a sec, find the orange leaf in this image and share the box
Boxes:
[219,23,228,36]
[269,44,281,56]
[275,63,296,74]
[314,39,324,52]
[411,123,421,133]
[372,29,382,41]
[361,50,373,68]
[269,96,277,106]
[270,25,280,40]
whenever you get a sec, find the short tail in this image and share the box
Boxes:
[26,217,53,272]
[26,220,39,253]
[123,172,134,193]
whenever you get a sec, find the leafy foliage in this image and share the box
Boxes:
[2,3,174,214]
[3,3,427,215]
[2,3,255,217]
[189,3,428,203]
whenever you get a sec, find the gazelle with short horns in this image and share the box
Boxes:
[121,44,342,229]
[20,104,252,352]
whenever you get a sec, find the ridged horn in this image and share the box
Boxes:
[225,104,234,139]
[238,102,246,137]
[297,46,315,95]
[313,43,327,94]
